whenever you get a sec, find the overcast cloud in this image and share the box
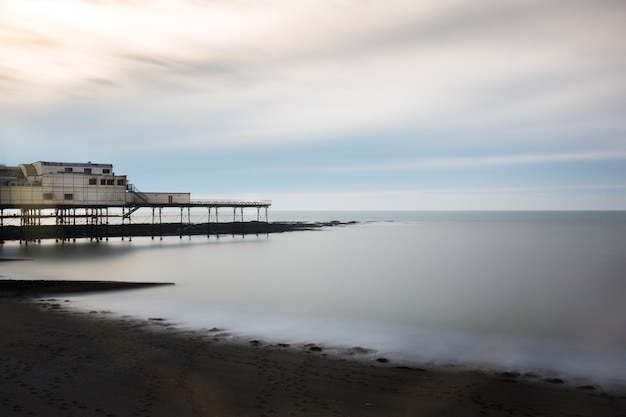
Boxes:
[1,0,625,209]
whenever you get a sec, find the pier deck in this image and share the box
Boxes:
[0,200,272,243]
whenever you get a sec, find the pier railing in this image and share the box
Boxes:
[190,200,271,208]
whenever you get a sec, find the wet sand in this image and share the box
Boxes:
[1,296,625,417]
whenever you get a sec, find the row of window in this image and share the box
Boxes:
[43,193,73,200]
[64,167,111,174]
[43,189,124,200]
[88,178,125,186]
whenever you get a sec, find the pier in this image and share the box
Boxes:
[0,161,271,243]
[0,201,271,244]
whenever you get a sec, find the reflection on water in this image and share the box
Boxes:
[3,211,626,386]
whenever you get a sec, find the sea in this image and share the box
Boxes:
[2,211,626,388]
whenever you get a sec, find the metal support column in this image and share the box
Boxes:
[72,208,76,242]
[207,207,211,238]
[215,208,219,238]
[188,207,191,239]
[241,207,245,237]
[88,208,92,241]
[19,209,24,245]
[151,207,155,240]
[35,209,41,243]
[159,207,163,241]
[180,207,184,239]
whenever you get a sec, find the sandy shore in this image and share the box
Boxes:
[1,297,625,417]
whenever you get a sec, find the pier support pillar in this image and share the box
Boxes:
[151,207,155,240]
[207,207,211,238]
[180,207,183,239]
[188,207,191,240]
[159,207,163,241]
[72,208,76,242]
[241,207,245,237]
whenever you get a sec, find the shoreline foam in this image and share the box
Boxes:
[1,296,624,416]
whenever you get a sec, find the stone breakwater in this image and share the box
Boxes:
[0,220,359,242]
[0,280,175,297]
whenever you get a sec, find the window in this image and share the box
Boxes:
[84,168,92,174]
[117,179,125,186]
[107,179,115,185]
[64,193,73,200]
[43,193,54,200]
[103,169,111,174]
[89,178,97,185]
[100,179,106,185]
[64,167,73,173]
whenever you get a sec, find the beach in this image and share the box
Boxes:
[1,295,625,417]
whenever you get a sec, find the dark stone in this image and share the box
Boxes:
[0,279,174,296]
[347,346,372,355]
[545,378,565,384]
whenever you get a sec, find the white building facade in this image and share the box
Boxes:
[0,161,190,207]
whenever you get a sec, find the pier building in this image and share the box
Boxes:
[0,161,270,243]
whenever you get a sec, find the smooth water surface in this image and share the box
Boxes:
[3,211,626,386]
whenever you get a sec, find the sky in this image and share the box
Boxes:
[1,0,625,210]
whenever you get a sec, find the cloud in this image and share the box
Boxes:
[383,152,626,170]
[247,151,626,174]
[231,183,626,210]
[1,0,625,212]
